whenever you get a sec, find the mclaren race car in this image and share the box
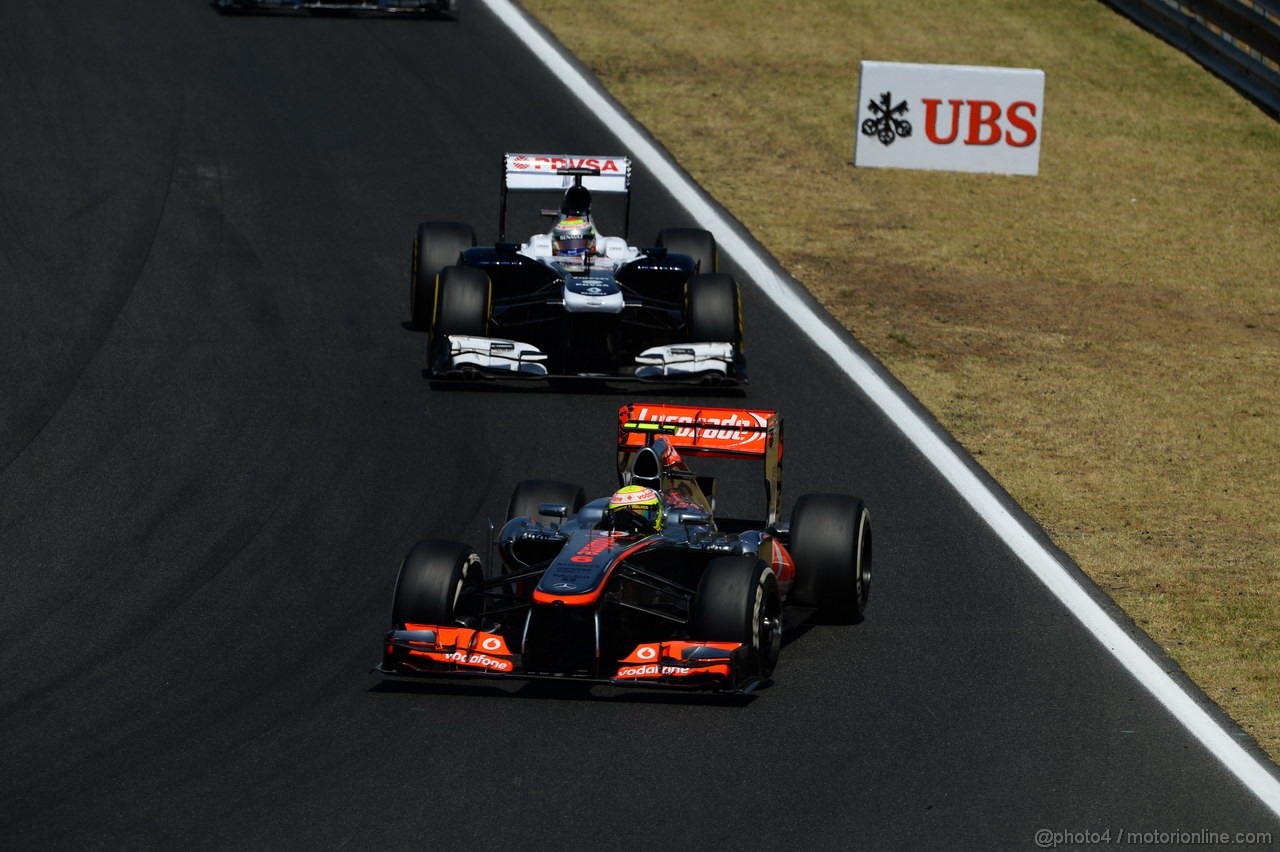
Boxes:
[377,404,872,693]
[214,0,457,15]
[409,153,746,383]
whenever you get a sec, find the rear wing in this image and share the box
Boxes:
[499,153,632,241]
[616,403,784,525]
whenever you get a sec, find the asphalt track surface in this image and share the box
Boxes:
[2,3,1278,850]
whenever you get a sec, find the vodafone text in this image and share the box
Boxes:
[616,663,693,678]
[570,535,617,563]
[444,651,512,672]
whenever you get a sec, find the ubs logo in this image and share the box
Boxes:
[861,91,912,146]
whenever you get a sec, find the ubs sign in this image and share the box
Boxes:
[854,61,1045,176]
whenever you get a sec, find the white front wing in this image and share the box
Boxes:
[634,343,736,377]
[443,336,549,377]
[441,337,737,380]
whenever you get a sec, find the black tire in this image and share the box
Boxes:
[411,221,476,328]
[691,556,782,678]
[788,494,873,622]
[656,227,717,274]
[502,480,585,600]
[391,539,482,628]
[429,265,490,361]
[506,479,587,525]
[686,272,743,348]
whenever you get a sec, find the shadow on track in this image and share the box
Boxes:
[422,374,748,398]
[210,2,458,21]
[368,676,760,707]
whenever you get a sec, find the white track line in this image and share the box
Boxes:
[482,0,1280,817]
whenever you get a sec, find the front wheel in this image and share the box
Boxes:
[391,539,482,628]
[429,265,491,364]
[686,272,743,349]
[691,556,781,679]
[787,494,872,622]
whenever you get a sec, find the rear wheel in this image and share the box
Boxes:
[504,480,586,598]
[657,227,717,274]
[506,479,587,525]
[429,265,491,364]
[788,494,873,622]
[692,556,781,678]
[411,221,476,328]
[686,272,743,348]
[391,539,482,628]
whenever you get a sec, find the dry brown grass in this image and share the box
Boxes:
[519,0,1280,756]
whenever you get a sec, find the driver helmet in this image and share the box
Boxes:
[552,215,596,257]
[607,485,663,529]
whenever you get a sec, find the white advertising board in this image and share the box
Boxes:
[854,61,1045,176]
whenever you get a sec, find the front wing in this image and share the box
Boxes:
[379,624,763,692]
[431,335,747,385]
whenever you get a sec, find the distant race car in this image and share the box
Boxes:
[409,153,746,383]
[214,0,457,15]
[377,404,872,692]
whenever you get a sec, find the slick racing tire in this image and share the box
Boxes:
[686,272,743,349]
[787,494,873,622]
[692,556,782,679]
[656,227,717,274]
[429,265,491,363]
[506,479,586,525]
[391,539,483,628]
[411,221,476,328]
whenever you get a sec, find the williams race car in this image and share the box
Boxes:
[410,153,746,383]
[214,0,457,15]
[377,404,872,693]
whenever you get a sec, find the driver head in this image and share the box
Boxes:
[607,485,662,529]
[552,214,596,257]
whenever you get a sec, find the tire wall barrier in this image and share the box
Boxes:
[1100,0,1280,119]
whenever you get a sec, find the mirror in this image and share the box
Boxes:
[538,503,569,520]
